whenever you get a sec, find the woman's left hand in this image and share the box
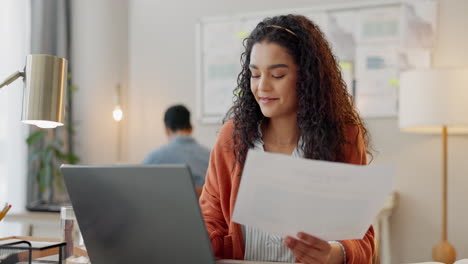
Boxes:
[284,232,332,264]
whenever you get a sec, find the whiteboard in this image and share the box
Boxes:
[196,0,438,123]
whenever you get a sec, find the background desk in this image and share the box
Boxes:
[3,211,60,237]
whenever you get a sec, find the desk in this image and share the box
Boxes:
[3,194,397,263]
[218,260,291,264]
[33,259,288,264]
[3,211,60,237]
[29,259,289,264]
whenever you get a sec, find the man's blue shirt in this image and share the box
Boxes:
[143,136,210,186]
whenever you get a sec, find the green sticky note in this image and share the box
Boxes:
[236,30,249,39]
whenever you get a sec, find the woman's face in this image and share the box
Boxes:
[249,41,299,120]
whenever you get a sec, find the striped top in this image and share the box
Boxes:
[242,126,346,263]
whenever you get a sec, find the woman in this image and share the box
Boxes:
[200,14,375,264]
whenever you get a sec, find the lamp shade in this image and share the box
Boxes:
[399,68,468,134]
[21,54,68,128]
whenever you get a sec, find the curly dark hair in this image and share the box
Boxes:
[224,14,371,168]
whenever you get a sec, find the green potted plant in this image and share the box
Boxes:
[26,79,79,211]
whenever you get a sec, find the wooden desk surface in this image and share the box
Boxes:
[217,260,293,264]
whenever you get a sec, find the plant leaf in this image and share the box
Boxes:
[62,153,80,164]
[29,150,44,162]
[38,164,51,193]
[69,85,79,92]
[49,139,63,151]
[43,148,53,171]
[54,169,65,192]
[26,130,47,145]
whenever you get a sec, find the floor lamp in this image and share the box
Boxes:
[0,54,68,129]
[399,68,468,264]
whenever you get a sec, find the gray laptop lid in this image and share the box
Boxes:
[62,165,215,264]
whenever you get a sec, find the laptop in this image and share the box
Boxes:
[61,165,215,264]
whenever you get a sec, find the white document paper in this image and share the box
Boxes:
[232,150,395,241]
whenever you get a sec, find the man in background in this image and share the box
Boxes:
[143,105,210,197]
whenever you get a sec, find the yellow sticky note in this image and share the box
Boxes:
[236,30,249,39]
[339,62,352,70]
[389,78,399,87]
[234,87,242,97]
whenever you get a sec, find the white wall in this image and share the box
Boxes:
[71,0,128,164]
[72,0,468,262]
[0,0,30,236]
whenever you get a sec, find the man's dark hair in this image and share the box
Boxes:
[164,105,192,132]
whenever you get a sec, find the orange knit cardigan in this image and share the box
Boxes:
[199,120,375,263]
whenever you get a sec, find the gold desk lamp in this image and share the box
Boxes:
[0,54,68,129]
